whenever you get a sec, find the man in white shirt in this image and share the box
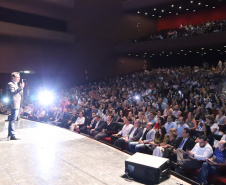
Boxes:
[165,115,177,135]
[174,136,213,172]
[205,98,212,109]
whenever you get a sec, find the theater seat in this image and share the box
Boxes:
[208,175,226,185]
[101,137,111,144]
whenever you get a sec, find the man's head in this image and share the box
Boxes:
[167,115,172,123]
[149,112,155,119]
[179,117,185,125]
[79,111,83,117]
[73,110,77,115]
[182,128,190,139]
[198,136,208,148]
[95,115,101,121]
[92,112,96,118]
[11,72,20,83]
[146,122,153,130]
[218,140,226,152]
[124,117,132,125]
[107,114,114,122]
[134,119,141,128]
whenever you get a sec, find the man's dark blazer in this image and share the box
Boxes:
[175,137,195,151]
[104,121,117,133]
[94,120,106,131]
[127,126,143,141]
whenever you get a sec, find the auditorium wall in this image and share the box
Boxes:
[157,6,226,31]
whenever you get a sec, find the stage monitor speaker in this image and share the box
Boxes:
[125,152,170,184]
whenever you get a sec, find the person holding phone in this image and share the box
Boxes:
[7,72,24,140]
[198,140,226,185]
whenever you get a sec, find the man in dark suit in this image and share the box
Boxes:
[94,115,118,140]
[172,128,195,162]
[80,112,97,134]
[113,119,143,150]
[7,72,24,140]
[89,115,105,136]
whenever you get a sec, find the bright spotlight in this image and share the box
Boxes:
[3,97,9,103]
[135,95,140,100]
[38,91,54,106]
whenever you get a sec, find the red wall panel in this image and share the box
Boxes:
[157,6,226,31]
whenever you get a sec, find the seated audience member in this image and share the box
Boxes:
[147,126,167,154]
[197,116,206,131]
[153,128,178,158]
[186,112,197,129]
[33,107,46,121]
[89,115,106,136]
[215,108,226,125]
[165,115,177,135]
[173,105,181,118]
[203,125,214,147]
[46,106,55,121]
[177,117,189,137]
[154,116,165,130]
[21,105,32,118]
[58,110,77,129]
[147,112,156,125]
[70,111,85,131]
[95,115,117,140]
[198,140,226,185]
[173,136,213,173]
[113,119,143,150]
[172,128,195,161]
[207,116,220,135]
[164,103,173,117]
[128,122,156,154]
[219,118,226,135]
[111,117,133,144]
[154,110,162,122]
[80,112,96,134]
[195,107,203,121]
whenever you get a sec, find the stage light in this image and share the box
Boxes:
[213,7,215,9]
[135,95,140,100]
[3,97,9,103]
[161,10,164,12]
[171,5,174,7]
[190,1,193,3]
[152,15,155,17]
[179,6,182,9]
[137,11,140,14]
[193,10,196,12]
[145,12,148,15]
[198,3,201,5]
[153,8,156,11]
[24,71,30,74]
[38,91,54,106]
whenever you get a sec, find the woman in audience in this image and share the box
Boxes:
[147,126,167,154]
[207,116,219,135]
[154,117,165,130]
[103,109,110,122]
[186,112,197,130]
[70,111,85,131]
[215,108,226,125]
[205,108,213,118]
[153,128,178,158]
[202,124,214,147]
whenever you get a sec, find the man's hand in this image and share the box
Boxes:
[139,140,143,144]
[20,82,25,89]
[206,158,217,166]
[186,150,193,157]
[112,134,118,137]
[173,149,177,154]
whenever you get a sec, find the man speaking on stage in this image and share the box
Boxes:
[7,72,24,140]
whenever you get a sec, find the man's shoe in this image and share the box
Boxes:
[10,137,21,140]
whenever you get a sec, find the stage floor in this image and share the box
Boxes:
[0,115,189,185]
